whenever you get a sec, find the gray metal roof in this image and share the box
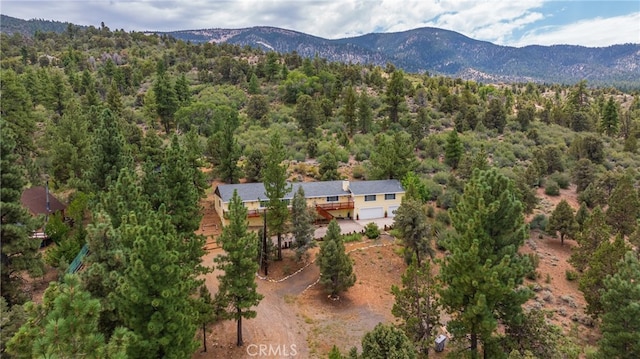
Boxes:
[293,181,348,199]
[348,179,404,196]
[215,179,404,203]
[216,180,349,203]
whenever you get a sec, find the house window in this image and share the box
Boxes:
[281,199,290,206]
[385,193,396,200]
[364,195,376,202]
[259,200,269,208]
[327,196,339,202]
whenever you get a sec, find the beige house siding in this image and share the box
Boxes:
[353,192,404,220]
[214,180,404,227]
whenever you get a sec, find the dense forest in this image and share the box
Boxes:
[1,21,639,358]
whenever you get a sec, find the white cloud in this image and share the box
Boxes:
[1,0,638,46]
[512,12,640,47]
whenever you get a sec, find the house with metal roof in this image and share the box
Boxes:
[213,179,404,227]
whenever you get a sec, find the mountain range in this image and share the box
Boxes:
[2,14,639,88]
[164,26,640,87]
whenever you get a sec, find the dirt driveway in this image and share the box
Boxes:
[194,235,403,359]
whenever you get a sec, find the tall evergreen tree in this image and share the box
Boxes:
[153,70,178,133]
[174,73,192,107]
[548,199,577,246]
[579,235,629,318]
[369,132,417,180]
[216,121,242,184]
[89,108,131,192]
[263,133,292,261]
[46,98,91,186]
[318,219,356,299]
[600,97,619,136]
[606,171,640,236]
[598,252,640,358]
[392,197,433,266]
[115,208,204,357]
[342,85,358,135]
[444,129,463,169]
[439,168,532,359]
[391,261,440,356]
[0,69,35,156]
[385,70,405,123]
[214,190,263,346]
[569,206,610,273]
[0,123,44,306]
[148,135,204,235]
[483,98,507,133]
[290,186,316,262]
[6,275,131,359]
[357,91,373,134]
[294,94,319,137]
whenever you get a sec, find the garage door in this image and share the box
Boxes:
[388,206,400,218]
[359,207,384,220]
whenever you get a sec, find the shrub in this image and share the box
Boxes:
[352,164,366,179]
[529,214,549,232]
[435,210,451,226]
[426,205,435,218]
[364,222,380,239]
[435,227,457,251]
[342,232,362,243]
[549,172,570,189]
[544,180,560,196]
[565,270,578,281]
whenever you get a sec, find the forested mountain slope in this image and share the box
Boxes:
[1,18,639,359]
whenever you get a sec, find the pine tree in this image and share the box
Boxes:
[385,70,405,123]
[294,94,319,137]
[600,97,619,136]
[570,206,610,273]
[6,275,131,358]
[214,190,263,346]
[483,98,507,133]
[342,85,358,135]
[115,208,204,357]
[248,73,260,94]
[174,73,192,107]
[46,98,91,186]
[318,219,356,299]
[392,197,433,265]
[89,108,132,192]
[152,135,204,235]
[439,168,532,359]
[572,158,596,193]
[357,91,373,134]
[290,186,316,262]
[574,202,589,232]
[391,261,440,356]
[548,199,577,246]
[0,69,35,155]
[606,172,640,236]
[106,81,123,115]
[361,323,417,359]
[369,132,417,180]
[263,133,292,261]
[598,252,640,358]
[579,236,629,318]
[216,121,242,184]
[0,123,44,307]
[444,129,463,169]
[153,70,178,133]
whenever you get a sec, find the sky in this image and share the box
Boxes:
[2,0,639,47]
